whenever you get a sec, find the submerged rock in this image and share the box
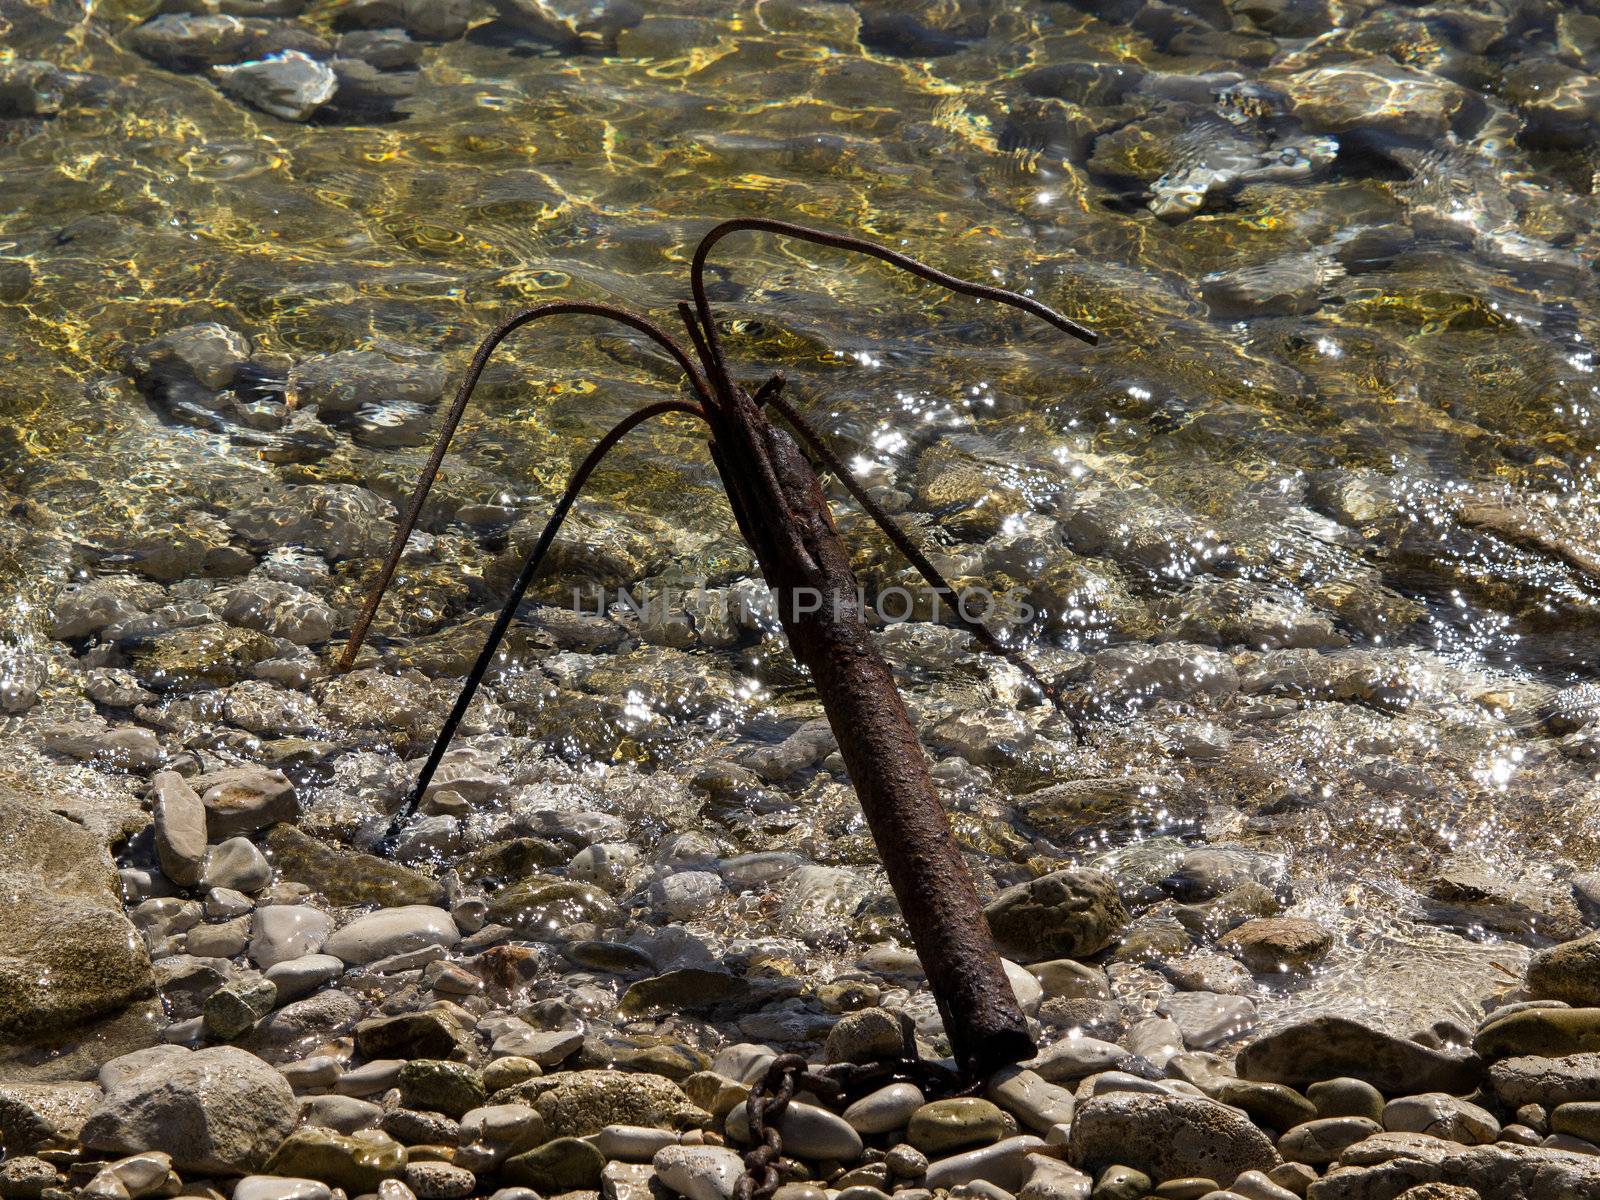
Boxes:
[288,350,445,414]
[1238,1017,1481,1094]
[214,50,337,121]
[983,868,1129,962]
[1284,62,1468,139]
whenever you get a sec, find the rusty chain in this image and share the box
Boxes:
[732,1052,972,1200]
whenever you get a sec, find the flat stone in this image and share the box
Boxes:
[490,1027,583,1066]
[324,905,458,965]
[80,1046,297,1173]
[1238,1017,1481,1094]
[1284,62,1468,139]
[234,1177,333,1200]
[195,768,297,838]
[1156,992,1258,1049]
[127,321,250,389]
[301,1096,382,1134]
[151,771,207,886]
[265,824,445,907]
[1026,1037,1147,1083]
[595,1123,676,1161]
[264,953,344,1003]
[288,350,444,415]
[214,50,336,121]
[986,1067,1076,1133]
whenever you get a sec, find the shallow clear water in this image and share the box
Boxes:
[6,0,1600,1032]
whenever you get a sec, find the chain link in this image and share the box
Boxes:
[732,1053,972,1200]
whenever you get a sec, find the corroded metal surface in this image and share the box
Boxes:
[344,218,1098,1078]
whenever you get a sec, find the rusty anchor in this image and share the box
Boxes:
[340,218,1098,1078]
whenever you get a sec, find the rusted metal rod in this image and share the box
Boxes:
[341,219,1098,1078]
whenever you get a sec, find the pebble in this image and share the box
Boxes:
[906,1098,1016,1155]
[233,1178,334,1200]
[1552,1101,1600,1142]
[1018,1156,1090,1200]
[844,1082,925,1134]
[265,953,345,1002]
[249,904,333,967]
[279,1055,341,1091]
[301,1095,383,1133]
[825,1007,910,1064]
[986,1068,1076,1133]
[1381,1093,1499,1144]
[402,1162,476,1200]
[1276,1115,1381,1164]
[652,1144,745,1200]
[1067,1093,1278,1184]
[1028,960,1111,1000]
[597,1123,679,1161]
[336,1059,407,1098]
[203,837,274,893]
[1227,1171,1298,1200]
[324,905,460,965]
[983,869,1129,962]
[1527,931,1600,1006]
[924,1136,1044,1191]
[726,1098,862,1160]
[1027,1037,1143,1082]
[1156,993,1258,1049]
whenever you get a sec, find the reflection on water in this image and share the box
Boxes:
[5,0,1600,1027]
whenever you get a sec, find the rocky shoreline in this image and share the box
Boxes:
[4,315,1600,1200]
[9,2,1600,1199]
